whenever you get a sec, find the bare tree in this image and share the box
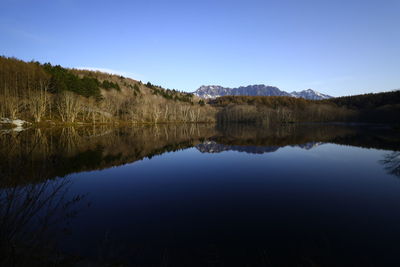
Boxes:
[57,91,82,123]
[152,105,162,123]
[29,80,49,122]
[0,178,84,266]
[1,84,25,120]
[180,106,190,122]
[163,104,170,121]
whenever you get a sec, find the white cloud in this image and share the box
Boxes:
[76,67,143,80]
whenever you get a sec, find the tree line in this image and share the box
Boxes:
[323,90,400,123]
[1,56,398,126]
[0,56,215,124]
[210,93,400,124]
[211,96,355,124]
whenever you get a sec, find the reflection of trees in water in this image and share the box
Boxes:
[0,124,217,186]
[2,124,400,265]
[380,152,400,177]
[214,123,356,147]
[0,178,85,266]
[60,127,80,156]
[2,124,400,186]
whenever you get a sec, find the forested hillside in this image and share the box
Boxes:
[323,91,400,123]
[0,56,215,124]
[210,93,400,124]
[0,56,399,126]
[210,96,354,123]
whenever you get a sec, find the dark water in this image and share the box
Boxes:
[1,124,400,266]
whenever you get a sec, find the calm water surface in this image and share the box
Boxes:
[1,124,400,266]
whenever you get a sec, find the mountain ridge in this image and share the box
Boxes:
[193,84,332,100]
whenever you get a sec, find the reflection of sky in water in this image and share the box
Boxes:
[2,124,400,264]
[63,142,400,262]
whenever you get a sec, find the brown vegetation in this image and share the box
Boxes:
[0,56,216,125]
[1,56,399,126]
[211,96,355,123]
[324,90,400,123]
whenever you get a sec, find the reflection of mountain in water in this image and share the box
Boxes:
[1,123,400,186]
[196,141,324,154]
[295,142,324,150]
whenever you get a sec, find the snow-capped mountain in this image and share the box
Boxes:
[194,85,291,99]
[290,89,332,100]
[193,85,332,100]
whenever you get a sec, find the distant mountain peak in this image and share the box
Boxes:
[290,89,332,100]
[193,85,332,100]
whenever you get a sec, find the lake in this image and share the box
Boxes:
[1,123,400,266]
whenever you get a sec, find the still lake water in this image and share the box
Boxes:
[1,123,400,266]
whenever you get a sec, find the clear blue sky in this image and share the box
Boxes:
[1,0,399,96]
